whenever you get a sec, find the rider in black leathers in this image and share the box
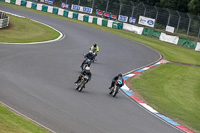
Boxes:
[80,50,95,68]
[75,67,92,87]
[109,73,124,89]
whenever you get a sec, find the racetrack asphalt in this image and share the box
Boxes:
[0,5,182,133]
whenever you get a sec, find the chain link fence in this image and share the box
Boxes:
[54,0,200,41]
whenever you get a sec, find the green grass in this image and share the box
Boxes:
[0,14,60,43]
[0,104,50,133]
[132,64,200,132]
[1,1,200,132]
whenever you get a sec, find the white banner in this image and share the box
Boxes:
[138,16,155,27]
[5,0,10,3]
[166,26,175,33]
[107,20,114,28]
[15,0,21,5]
[123,23,144,35]
[195,42,200,51]
[78,13,85,21]
[36,4,43,11]
[58,8,64,16]
[88,16,93,23]
[159,33,179,45]
[71,4,93,14]
[47,6,53,13]
[97,17,103,25]
[26,1,32,8]
[68,11,73,18]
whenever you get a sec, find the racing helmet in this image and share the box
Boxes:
[89,50,93,54]
[118,73,122,77]
[85,66,90,73]
[94,44,97,47]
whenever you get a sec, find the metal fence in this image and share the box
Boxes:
[54,0,200,41]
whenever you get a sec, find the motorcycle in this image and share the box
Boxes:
[76,75,89,92]
[81,58,91,71]
[91,49,97,62]
[109,79,123,97]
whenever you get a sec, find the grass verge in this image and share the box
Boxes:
[0,13,60,43]
[1,1,200,132]
[132,64,200,132]
[0,103,49,133]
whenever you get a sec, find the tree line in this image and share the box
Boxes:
[56,0,200,16]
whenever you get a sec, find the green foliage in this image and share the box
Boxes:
[188,0,200,15]
[156,0,190,12]
[154,23,165,30]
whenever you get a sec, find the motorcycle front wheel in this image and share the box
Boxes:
[112,86,119,97]
[78,81,85,92]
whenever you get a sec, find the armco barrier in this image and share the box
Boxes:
[0,12,9,28]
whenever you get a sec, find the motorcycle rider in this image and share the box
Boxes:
[90,44,99,58]
[81,50,95,68]
[90,43,99,53]
[109,73,124,89]
[75,66,92,87]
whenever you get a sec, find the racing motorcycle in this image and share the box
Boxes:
[91,49,97,62]
[76,75,89,92]
[109,79,123,97]
[81,58,91,71]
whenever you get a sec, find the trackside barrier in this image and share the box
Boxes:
[1,0,200,51]
[0,12,9,28]
[195,42,200,51]
[159,33,179,45]
[178,38,197,50]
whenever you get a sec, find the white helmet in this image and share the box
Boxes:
[85,66,90,71]
[89,50,93,54]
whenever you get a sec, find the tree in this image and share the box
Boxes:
[156,0,190,12]
[188,0,200,15]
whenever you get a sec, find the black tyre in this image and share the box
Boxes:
[109,88,113,95]
[112,87,119,97]
[78,82,85,92]
[76,86,79,90]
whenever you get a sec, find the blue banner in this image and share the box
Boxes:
[40,0,54,6]
[61,3,69,9]
[71,4,93,14]
[129,17,136,24]
[118,15,128,22]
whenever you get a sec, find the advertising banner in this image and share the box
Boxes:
[110,14,117,20]
[96,9,103,16]
[138,16,155,27]
[61,3,69,9]
[118,15,128,22]
[40,0,54,6]
[71,4,93,14]
[166,25,175,33]
[103,12,111,18]
[129,17,136,24]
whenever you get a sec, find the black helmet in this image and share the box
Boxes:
[118,73,122,77]
[94,44,97,47]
